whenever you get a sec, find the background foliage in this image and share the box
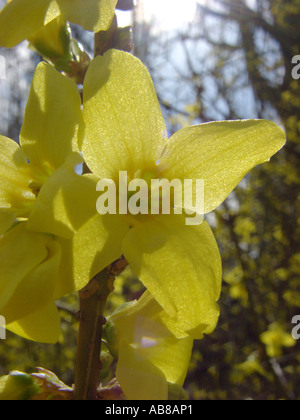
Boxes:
[0,0,299,400]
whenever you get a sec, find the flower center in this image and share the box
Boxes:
[9,169,46,221]
[113,166,179,224]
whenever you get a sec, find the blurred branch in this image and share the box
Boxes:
[222,201,296,400]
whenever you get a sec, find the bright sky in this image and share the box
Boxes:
[117,0,200,31]
[117,0,258,31]
[141,0,198,30]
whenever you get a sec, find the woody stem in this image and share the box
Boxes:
[73,257,128,400]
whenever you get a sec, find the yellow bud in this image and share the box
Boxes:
[0,371,39,401]
[28,15,72,62]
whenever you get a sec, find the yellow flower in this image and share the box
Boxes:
[260,322,296,358]
[106,291,194,400]
[0,0,118,48]
[41,49,285,340]
[0,61,99,343]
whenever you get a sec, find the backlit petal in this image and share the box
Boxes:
[0,223,48,311]
[44,0,61,25]
[56,0,117,32]
[159,120,286,214]
[20,62,83,174]
[1,238,61,324]
[56,213,130,293]
[0,0,52,48]
[6,303,61,344]
[116,339,168,400]
[0,135,35,214]
[122,215,222,339]
[27,155,99,239]
[0,212,15,235]
[82,50,167,179]
[111,291,194,387]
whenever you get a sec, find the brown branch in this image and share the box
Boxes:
[73,257,128,400]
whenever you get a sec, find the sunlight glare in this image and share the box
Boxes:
[140,0,199,31]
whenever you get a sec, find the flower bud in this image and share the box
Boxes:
[28,16,72,62]
[0,371,39,401]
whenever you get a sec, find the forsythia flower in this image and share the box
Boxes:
[260,322,296,358]
[0,0,118,48]
[0,61,99,343]
[106,291,194,400]
[41,49,286,339]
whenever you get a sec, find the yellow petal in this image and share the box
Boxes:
[0,211,15,235]
[1,238,61,324]
[148,335,193,387]
[159,120,286,214]
[82,50,167,179]
[20,62,83,173]
[110,291,176,348]
[44,0,61,25]
[110,290,185,345]
[6,303,61,344]
[111,291,194,386]
[0,223,48,311]
[27,155,98,239]
[56,213,130,293]
[56,0,117,32]
[0,0,52,48]
[116,339,168,400]
[0,135,35,213]
[122,215,222,339]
